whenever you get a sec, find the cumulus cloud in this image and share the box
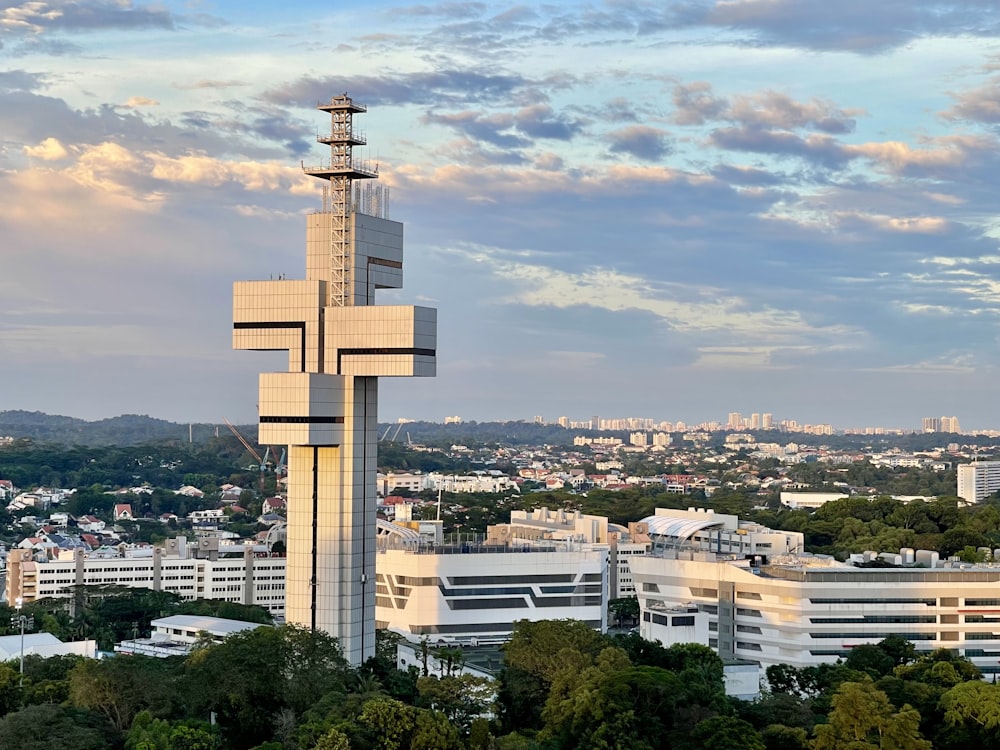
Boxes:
[0,0,177,35]
[607,125,671,160]
[0,68,46,92]
[434,0,1000,55]
[845,135,996,177]
[1,1,61,33]
[942,78,1000,122]
[2,138,316,229]
[672,81,728,125]
[263,69,530,109]
[699,0,1000,53]
[673,82,860,133]
[122,96,159,108]
[709,127,849,167]
[0,90,291,164]
[423,103,583,148]
[23,135,66,160]
[424,110,530,148]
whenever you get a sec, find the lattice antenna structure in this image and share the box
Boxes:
[302,95,378,307]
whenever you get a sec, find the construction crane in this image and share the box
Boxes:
[269,446,287,476]
[223,417,268,490]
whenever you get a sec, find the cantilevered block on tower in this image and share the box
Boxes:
[232,95,436,665]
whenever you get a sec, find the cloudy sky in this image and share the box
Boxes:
[4,0,1000,430]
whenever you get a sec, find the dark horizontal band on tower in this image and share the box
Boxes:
[234,321,306,330]
[234,322,307,373]
[260,416,345,424]
[368,257,403,269]
[336,347,436,374]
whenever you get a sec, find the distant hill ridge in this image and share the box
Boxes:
[0,411,581,448]
[0,411,250,447]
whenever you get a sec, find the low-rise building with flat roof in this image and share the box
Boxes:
[115,614,269,657]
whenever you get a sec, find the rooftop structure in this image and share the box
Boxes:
[0,632,96,661]
[233,95,436,665]
[115,614,268,658]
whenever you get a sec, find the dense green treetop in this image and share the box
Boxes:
[0,613,987,750]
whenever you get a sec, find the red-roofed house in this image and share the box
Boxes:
[114,504,134,521]
[262,497,286,515]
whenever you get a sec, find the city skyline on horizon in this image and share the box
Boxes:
[4,2,1000,427]
[3,405,990,438]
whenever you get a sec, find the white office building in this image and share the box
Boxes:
[0,632,96,661]
[631,513,1000,676]
[5,540,286,616]
[115,615,269,657]
[492,508,651,598]
[957,461,1000,503]
[375,523,608,645]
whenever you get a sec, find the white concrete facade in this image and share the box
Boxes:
[115,615,268,657]
[5,546,286,615]
[375,545,608,645]
[0,632,97,661]
[233,95,436,665]
[494,508,651,599]
[632,551,1000,676]
[958,461,1000,503]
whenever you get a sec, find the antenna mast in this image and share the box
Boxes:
[302,95,378,307]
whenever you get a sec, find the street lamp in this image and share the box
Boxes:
[12,597,33,687]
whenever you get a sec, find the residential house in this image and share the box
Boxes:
[77,516,106,534]
[262,497,286,515]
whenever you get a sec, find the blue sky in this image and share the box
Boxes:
[4,1,1000,430]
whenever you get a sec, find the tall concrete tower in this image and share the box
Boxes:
[233,95,436,665]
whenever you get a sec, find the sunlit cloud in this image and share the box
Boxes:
[122,96,159,108]
[450,244,858,348]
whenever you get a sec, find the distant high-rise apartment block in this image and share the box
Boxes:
[923,416,961,433]
[761,413,773,429]
[233,95,436,665]
[591,415,601,431]
[957,461,1000,503]
[750,413,761,430]
[557,416,568,428]
[727,412,743,430]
